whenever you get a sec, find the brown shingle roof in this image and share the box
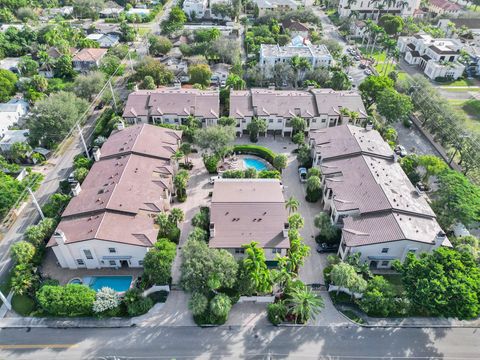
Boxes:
[429,0,461,11]
[73,48,108,62]
[123,88,220,119]
[209,179,290,249]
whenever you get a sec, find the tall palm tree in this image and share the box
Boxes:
[243,242,272,294]
[285,196,299,214]
[171,150,184,168]
[288,286,324,324]
[169,208,185,226]
[180,143,192,165]
[290,55,312,89]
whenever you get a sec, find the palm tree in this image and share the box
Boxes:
[288,237,310,274]
[171,150,184,169]
[243,242,272,294]
[285,196,299,214]
[169,208,185,226]
[290,55,312,89]
[288,286,324,324]
[180,143,192,165]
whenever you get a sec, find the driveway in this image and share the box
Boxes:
[393,122,442,157]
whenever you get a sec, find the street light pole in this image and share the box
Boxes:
[0,290,11,311]
[77,123,90,159]
[27,187,45,220]
[109,80,117,111]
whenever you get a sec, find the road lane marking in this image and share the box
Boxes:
[0,344,78,349]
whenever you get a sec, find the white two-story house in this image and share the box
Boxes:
[338,0,421,19]
[398,34,465,80]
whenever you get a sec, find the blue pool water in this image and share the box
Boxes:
[243,158,267,171]
[88,276,133,292]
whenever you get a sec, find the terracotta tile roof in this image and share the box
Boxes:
[99,123,182,160]
[429,0,461,11]
[310,124,394,162]
[47,212,158,247]
[72,48,108,62]
[209,179,290,249]
[122,88,220,119]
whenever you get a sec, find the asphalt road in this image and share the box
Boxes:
[0,325,479,359]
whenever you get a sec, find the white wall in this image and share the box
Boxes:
[224,247,287,261]
[52,239,150,269]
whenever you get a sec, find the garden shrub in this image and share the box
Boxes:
[267,301,288,325]
[258,170,281,179]
[127,297,154,317]
[203,154,220,173]
[93,287,120,314]
[233,145,276,164]
[166,226,181,244]
[37,284,96,317]
[323,265,333,285]
[191,207,210,231]
[11,294,36,316]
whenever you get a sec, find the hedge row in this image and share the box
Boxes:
[232,145,276,164]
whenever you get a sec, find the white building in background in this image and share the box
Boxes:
[253,0,298,16]
[338,0,421,19]
[259,42,333,76]
[398,34,465,80]
[0,99,29,137]
[183,0,208,19]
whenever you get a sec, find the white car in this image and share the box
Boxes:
[209,175,222,184]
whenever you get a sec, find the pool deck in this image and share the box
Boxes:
[218,154,271,173]
[40,249,143,285]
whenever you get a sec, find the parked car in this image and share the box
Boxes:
[316,243,339,253]
[394,145,407,157]
[359,63,367,69]
[364,69,372,75]
[298,167,307,183]
[67,171,76,183]
[209,175,222,184]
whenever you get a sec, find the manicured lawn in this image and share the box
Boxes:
[463,99,480,116]
[11,294,36,316]
[448,99,480,135]
[439,87,480,93]
[439,78,477,87]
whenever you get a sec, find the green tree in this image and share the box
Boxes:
[330,262,367,294]
[307,168,321,178]
[162,6,187,35]
[180,239,238,294]
[290,55,311,88]
[273,154,287,171]
[10,241,36,264]
[188,64,212,87]
[209,293,232,322]
[18,56,39,77]
[314,212,339,244]
[292,132,305,147]
[74,167,89,183]
[188,292,209,316]
[359,75,394,108]
[174,169,189,201]
[288,286,324,324]
[143,239,177,285]
[379,14,404,36]
[148,35,172,56]
[225,74,246,90]
[358,276,399,317]
[328,71,351,90]
[394,248,480,319]
[417,155,447,183]
[28,92,89,148]
[54,54,76,79]
[267,300,288,325]
[0,69,18,102]
[376,87,413,123]
[203,153,220,173]
[10,264,38,295]
[296,144,311,167]
[290,116,307,135]
[306,175,322,202]
[431,170,480,229]
[242,241,272,294]
[134,57,174,86]
[139,75,156,90]
[73,71,106,100]
[37,284,96,316]
[30,75,49,93]
[41,193,71,219]
[9,141,32,163]
[288,213,304,230]
[285,196,299,214]
[194,126,236,155]
[99,55,124,76]
[246,117,268,143]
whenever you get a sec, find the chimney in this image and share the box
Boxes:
[93,146,101,161]
[117,120,125,130]
[53,230,67,245]
[283,222,290,238]
[365,122,374,131]
[433,231,447,249]
[71,181,82,196]
[209,223,215,237]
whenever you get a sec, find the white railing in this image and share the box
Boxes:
[238,296,275,303]
[328,285,363,299]
[142,285,170,297]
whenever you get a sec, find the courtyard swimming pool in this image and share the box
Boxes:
[86,276,133,292]
[243,158,267,171]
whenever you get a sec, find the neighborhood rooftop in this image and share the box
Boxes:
[229,88,367,119]
[209,179,290,250]
[260,43,331,59]
[122,87,220,119]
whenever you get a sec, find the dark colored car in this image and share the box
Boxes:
[316,243,339,253]
[359,63,367,69]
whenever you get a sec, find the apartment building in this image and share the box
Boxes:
[209,179,289,265]
[122,87,220,127]
[309,124,450,269]
[47,124,182,270]
[338,0,421,19]
[229,88,367,136]
[398,34,465,80]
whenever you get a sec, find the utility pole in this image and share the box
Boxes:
[109,80,117,110]
[0,290,11,311]
[27,187,45,220]
[77,123,90,159]
[128,51,134,72]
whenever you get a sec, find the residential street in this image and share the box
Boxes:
[0,325,479,359]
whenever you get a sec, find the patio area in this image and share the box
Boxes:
[40,249,143,285]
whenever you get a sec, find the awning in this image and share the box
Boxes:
[102,256,133,260]
[367,256,397,261]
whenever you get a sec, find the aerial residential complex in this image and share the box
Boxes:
[338,0,420,18]
[229,88,368,136]
[209,179,289,263]
[122,87,220,126]
[398,34,465,80]
[47,124,182,270]
[309,125,451,269]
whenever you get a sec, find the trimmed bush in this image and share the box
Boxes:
[127,297,154,317]
[267,301,288,325]
[233,145,276,164]
[36,284,96,317]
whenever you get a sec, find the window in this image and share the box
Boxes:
[139,260,144,266]
[381,248,389,254]
[108,248,116,253]
[381,261,389,267]
[277,119,282,123]
[269,119,273,123]
[109,260,116,266]
[235,248,245,254]
[272,248,281,254]
[76,259,85,266]
[83,249,93,259]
